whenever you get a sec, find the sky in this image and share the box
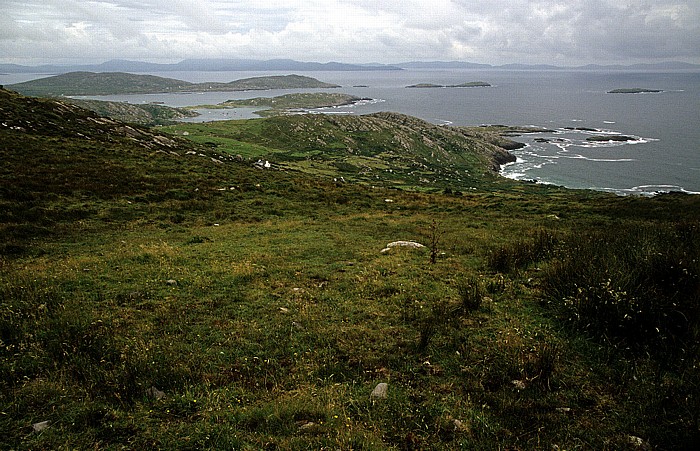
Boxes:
[2,0,699,66]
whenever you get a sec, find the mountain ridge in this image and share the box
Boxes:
[2,58,698,74]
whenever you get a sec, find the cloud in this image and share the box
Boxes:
[0,0,698,64]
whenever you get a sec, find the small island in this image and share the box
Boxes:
[586,135,637,142]
[189,92,370,117]
[407,81,491,88]
[607,88,663,94]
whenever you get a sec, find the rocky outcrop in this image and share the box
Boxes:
[608,88,662,94]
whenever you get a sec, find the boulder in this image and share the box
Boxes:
[381,241,426,253]
[370,382,388,399]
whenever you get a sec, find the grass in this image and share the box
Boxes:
[2,87,700,449]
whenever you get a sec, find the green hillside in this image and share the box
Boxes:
[7,72,340,96]
[1,87,699,449]
[63,98,199,125]
[163,112,519,191]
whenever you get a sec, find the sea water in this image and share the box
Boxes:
[5,69,699,195]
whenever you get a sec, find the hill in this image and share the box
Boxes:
[6,72,341,96]
[1,87,699,450]
[61,98,199,125]
[164,112,518,191]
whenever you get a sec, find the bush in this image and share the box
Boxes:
[457,277,484,314]
[488,228,558,273]
[541,222,700,361]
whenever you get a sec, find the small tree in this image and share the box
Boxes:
[429,219,443,264]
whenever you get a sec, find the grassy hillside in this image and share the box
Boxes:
[163,112,520,192]
[62,98,200,125]
[1,87,699,449]
[7,72,340,96]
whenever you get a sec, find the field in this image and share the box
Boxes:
[1,87,699,449]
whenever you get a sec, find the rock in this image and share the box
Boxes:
[627,436,652,450]
[381,241,426,253]
[254,159,272,169]
[586,135,636,142]
[165,279,177,286]
[608,88,662,94]
[452,418,470,433]
[511,379,526,390]
[146,386,166,400]
[32,421,50,432]
[298,421,321,433]
[370,382,388,399]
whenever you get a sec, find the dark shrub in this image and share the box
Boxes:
[541,222,700,361]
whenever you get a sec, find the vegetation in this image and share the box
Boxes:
[7,72,340,96]
[162,112,518,192]
[2,87,699,449]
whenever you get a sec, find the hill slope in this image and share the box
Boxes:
[62,97,200,125]
[165,112,518,191]
[7,72,340,96]
[1,88,699,450]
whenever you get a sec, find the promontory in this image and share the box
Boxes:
[7,72,340,97]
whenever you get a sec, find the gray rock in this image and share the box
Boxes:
[298,421,319,432]
[387,241,425,249]
[32,421,50,432]
[146,386,166,400]
[627,436,652,450]
[381,240,426,253]
[370,382,388,399]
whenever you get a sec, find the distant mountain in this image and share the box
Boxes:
[397,61,492,70]
[7,72,341,96]
[496,63,562,70]
[174,58,402,72]
[0,59,402,74]
[3,59,698,75]
[577,62,700,71]
[395,61,700,71]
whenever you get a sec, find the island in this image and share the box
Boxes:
[7,72,341,96]
[407,81,491,88]
[586,135,637,142]
[607,88,663,94]
[188,92,370,117]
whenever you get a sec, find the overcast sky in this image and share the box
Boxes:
[2,0,699,66]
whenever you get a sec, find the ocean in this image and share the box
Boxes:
[4,69,699,195]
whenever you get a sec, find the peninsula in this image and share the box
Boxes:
[7,72,340,97]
